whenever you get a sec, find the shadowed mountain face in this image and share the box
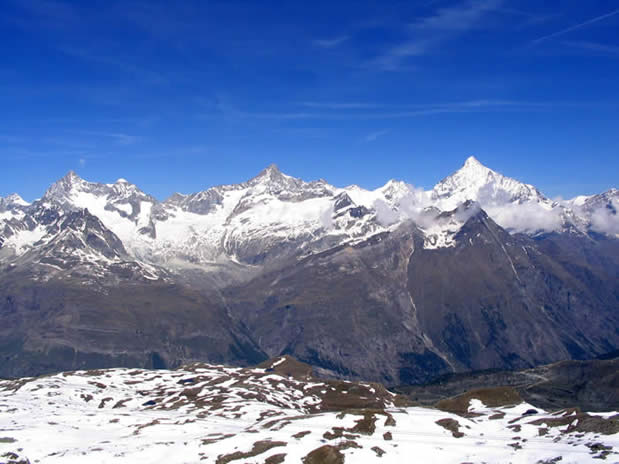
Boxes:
[0,270,266,378]
[0,160,617,383]
[407,211,618,375]
[225,212,618,385]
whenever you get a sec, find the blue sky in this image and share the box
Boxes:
[1,0,618,201]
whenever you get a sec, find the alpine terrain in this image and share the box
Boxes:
[0,157,617,385]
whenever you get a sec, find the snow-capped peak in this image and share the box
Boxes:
[463,154,484,168]
[432,156,548,210]
[247,164,299,191]
[0,193,29,208]
[379,179,414,204]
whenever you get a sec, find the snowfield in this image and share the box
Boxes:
[1,357,617,464]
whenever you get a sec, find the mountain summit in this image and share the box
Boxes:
[432,156,548,210]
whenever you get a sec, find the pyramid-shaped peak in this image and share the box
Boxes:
[464,155,483,166]
[51,170,87,191]
[43,170,96,203]
[461,156,492,171]
[257,163,284,177]
[249,163,295,185]
[433,156,548,209]
[63,170,83,183]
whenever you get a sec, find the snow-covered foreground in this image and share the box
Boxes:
[1,358,617,464]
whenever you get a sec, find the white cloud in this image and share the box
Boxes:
[313,36,349,48]
[365,129,390,142]
[484,201,563,234]
[370,0,502,70]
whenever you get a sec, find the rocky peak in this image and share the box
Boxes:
[42,170,89,203]
[245,164,333,200]
[248,164,298,190]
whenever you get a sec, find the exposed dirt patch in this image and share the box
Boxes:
[133,419,161,435]
[337,440,361,451]
[88,381,107,389]
[302,445,345,464]
[1,451,30,464]
[216,440,286,464]
[257,356,313,379]
[371,446,386,457]
[98,397,113,409]
[350,411,378,435]
[265,454,287,464]
[435,418,464,438]
[529,410,619,435]
[113,398,131,409]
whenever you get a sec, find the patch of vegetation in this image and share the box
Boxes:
[435,387,522,415]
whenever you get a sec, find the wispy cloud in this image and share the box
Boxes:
[561,40,619,56]
[313,36,349,48]
[71,130,142,145]
[221,99,559,121]
[531,8,619,44]
[413,0,501,31]
[370,0,502,71]
[370,40,432,71]
[301,102,384,109]
[365,129,390,142]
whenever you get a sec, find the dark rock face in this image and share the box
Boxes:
[0,270,266,379]
[223,213,618,385]
[407,211,618,377]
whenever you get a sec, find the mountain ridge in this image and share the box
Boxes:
[0,157,617,384]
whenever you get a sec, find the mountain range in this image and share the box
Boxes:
[0,156,617,384]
